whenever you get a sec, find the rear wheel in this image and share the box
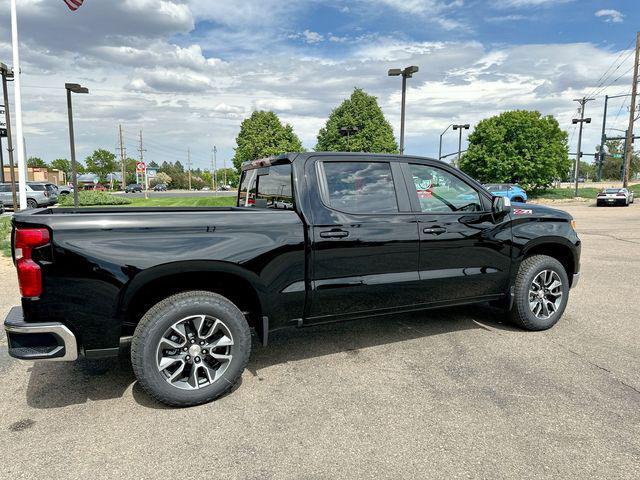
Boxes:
[509,255,569,331]
[131,291,251,407]
[26,198,38,209]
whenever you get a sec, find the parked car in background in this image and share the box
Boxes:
[82,183,107,191]
[57,185,74,196]
[125,183,143,193]
[0,182,58,209]
[484,183,528,203]
[596,188,635,207]
[153,183,168,191]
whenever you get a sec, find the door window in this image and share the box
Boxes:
[409,164,482,213]
[321,161,398,214]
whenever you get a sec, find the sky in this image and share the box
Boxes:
[0,0,638,171]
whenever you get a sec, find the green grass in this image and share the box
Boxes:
[529,187,601,200]
[530,183,640,200]
[125,196,236,207]
[0,216,12,258]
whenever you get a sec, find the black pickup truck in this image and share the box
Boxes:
[4,152,581,406]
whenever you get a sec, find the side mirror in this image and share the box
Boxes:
[492,196,511,218]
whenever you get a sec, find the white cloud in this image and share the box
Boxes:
[302,30,324,44]
[595,9,624,23]
[494,0,573,7]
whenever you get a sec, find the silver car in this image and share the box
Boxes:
[0,182,58,209]
[596,187,635,207]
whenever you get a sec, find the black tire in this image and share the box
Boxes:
[509,255,569,331]
[131,291,251,407]
[26,198,38,209]
[512,197,524,203]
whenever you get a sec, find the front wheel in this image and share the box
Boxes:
[509,255,569,331]
[131,291,251,407]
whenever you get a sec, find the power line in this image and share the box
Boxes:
[584,39,635,98]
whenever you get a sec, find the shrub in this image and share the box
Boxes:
[59,191,132,206]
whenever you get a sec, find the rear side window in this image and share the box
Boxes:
[409,164,482,213]
[29,184,46,191]
[239,163,294,210]
[321,161,398,214]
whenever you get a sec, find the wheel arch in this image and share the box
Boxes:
[119,260,268,342]
[521,239,577,286]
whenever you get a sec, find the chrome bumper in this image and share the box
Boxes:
[4,306,78,361]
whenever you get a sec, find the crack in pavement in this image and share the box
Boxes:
[552,339,640,396]
[580,231,640,245]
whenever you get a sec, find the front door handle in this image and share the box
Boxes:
[320,229,350,239]
[422,226,447,235]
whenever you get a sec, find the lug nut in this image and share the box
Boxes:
[195,357,201,363]
[202,350,207,354]
[200,341,205,346]
[190,339,195,344]
[183,347,188,352]
[186,355,191,360]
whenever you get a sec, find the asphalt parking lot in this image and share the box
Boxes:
[0,203,639,479]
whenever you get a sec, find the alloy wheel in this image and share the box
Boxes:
[156,314,234,390]
[528,270,563,320]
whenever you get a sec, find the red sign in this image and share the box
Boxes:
[136,162,146,173]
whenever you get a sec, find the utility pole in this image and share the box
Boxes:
[118,124,126,190]
[138,130,148,199]
[623,31,640,188]
[187,148,192,190]
[572,97,594,197]
[598,95,609,182]
[212,146,217,191]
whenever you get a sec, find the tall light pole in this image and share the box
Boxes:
[212,146,217,191]
[388,65,419,155]
[65,83,89,209]
[452,124,470,168]
[438,124,453,160]
[1,63,18,209]
[572,97,593,197]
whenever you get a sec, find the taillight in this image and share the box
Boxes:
[617,193,625,197]
[597,192,605,197]
[14,227,50,298]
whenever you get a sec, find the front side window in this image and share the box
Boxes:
[238,163,294,210]
[409,164,482,213]
[322,161,398,214]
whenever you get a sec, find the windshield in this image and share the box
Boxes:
[604,188,621,194]
[238,163,294,210]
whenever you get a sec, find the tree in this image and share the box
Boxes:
[600,140,639,180]
[316,88,398,154]
[459,110,570,190]
[27,156,48,168]
[85,149,118,182]
[50,158,71,177]
[151,172,172,187]
[233,111,304,171]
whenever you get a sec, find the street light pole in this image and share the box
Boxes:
[452,124,470,168]
[212,146,217,191]
[388,66,419,155]
[438,124,453,160]
[65,83,89,209]
[340,126,360,151]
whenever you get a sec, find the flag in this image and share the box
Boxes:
[63,0,84,11]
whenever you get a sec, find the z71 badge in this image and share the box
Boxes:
[513,208,533,215]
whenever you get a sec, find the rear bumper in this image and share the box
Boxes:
[4,306,78,361]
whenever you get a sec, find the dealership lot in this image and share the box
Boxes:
[0,203,639,479]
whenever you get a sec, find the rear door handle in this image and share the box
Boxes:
[422,226,447,235]
[320,229,350,239]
